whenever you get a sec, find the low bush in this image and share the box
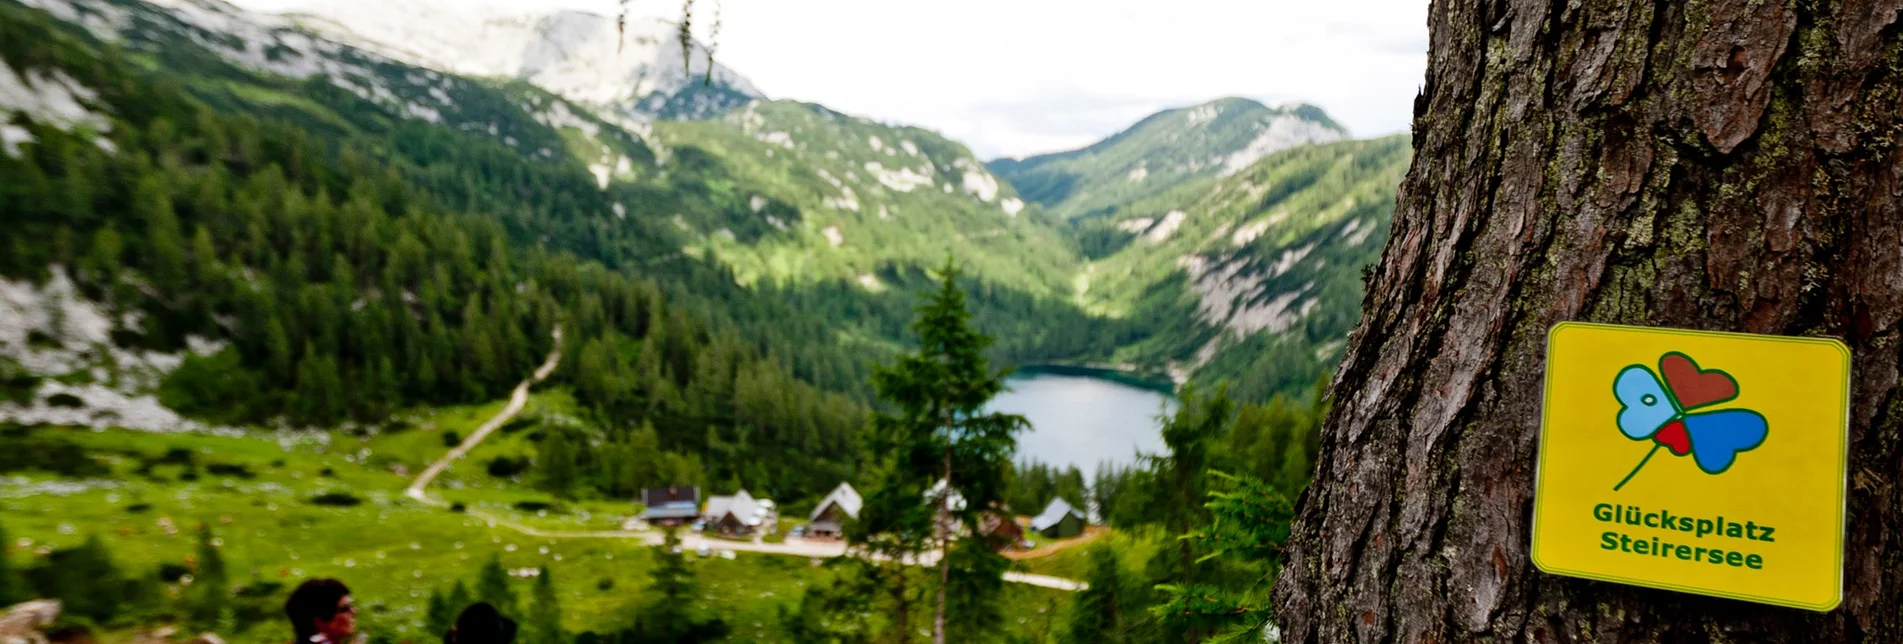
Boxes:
[0,431,110,477]
[157,562,191,582]
[486,455,530,478]
[206,463,255,478]
[513,501,556,513]
[309,492,362,506]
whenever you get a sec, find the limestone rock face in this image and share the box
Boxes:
[0,601,61,644]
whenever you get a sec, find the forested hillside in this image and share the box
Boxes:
[0,0,866,502]
[1,0,1409,463]
[1084,136,1413,400]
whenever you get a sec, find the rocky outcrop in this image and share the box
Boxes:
[0,601,60,644]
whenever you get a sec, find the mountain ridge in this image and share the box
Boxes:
[266,0,761,120]
[988,96,1350,221]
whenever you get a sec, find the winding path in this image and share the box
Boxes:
[404,327,564,506]
[398,326,1084,592]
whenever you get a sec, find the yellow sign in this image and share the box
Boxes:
[1531,322,1850,611]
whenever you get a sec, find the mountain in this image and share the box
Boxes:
[988,97,1350,221]
[270,0,761,121]
[1084,135,1412,400]
[2,0,1402,410]
[651,99,1072,296]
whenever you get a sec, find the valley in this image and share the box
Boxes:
[0,0,1384,641]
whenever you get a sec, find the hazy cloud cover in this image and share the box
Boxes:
[233,0,1427,159]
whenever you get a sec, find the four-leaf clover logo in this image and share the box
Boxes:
[1612,352,1769,491]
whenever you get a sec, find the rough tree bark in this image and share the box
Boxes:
[1272,0,1903,641]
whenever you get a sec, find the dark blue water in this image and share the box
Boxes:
[986,373,1177,474]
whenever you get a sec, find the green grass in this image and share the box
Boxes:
[2,418,1070,644]
[1012,529,1163,581]
[0,425,804,643]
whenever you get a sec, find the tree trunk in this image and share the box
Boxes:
[935,448,951,644]
[1272,0,1903,641]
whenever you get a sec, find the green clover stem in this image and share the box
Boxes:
[1614,443,1663,492]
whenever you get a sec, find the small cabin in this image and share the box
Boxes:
[1030,497,1086,540]
[704,489,776,536]
[807,483,863,538]
[641,486,701,526]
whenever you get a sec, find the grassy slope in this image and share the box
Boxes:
[3,411,1067,643]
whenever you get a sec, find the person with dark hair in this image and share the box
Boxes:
[444,602,517,644]
[285,578,359,644]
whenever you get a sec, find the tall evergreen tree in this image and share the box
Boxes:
[1137,385,1234,643]
[188,523,230,629]
[446,581,474,621]
[537,429,580,498]
[1153,472,1293,642]
[475,554,517,617]
[632,529,727,643]
[858,258,1026,644]
[1065,546,1131,644]
[426,589,454,638]
[528,566,562,644]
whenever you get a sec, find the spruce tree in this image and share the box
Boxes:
[446,581,474,620]
[1152,472,1292,642]
[1064,546,1129,644]
[426,589,454,638]
[528,566,562,644]
[857,257,1026,644]
[188,523,230,629]
[633,529,726,643]
[475,554,517,617]
[537,429,579,498]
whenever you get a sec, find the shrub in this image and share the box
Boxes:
[441,431,462,447]
[0,431,110,477]
[156,348,260,425]
[512,501,555,513]
[318,467,335,477]
[46,393,85,408]
[157,562,191,582]
[25,330,59,348]
[596,578,614,591]
[486,456,530,478]
[450,502,467,512]
[0,358,39,405]
[309,492,362,506]
[499,417,536,434]
[205,463,255,478]
[125,503,152,513]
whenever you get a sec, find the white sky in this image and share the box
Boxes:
[234,0,1428,160]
